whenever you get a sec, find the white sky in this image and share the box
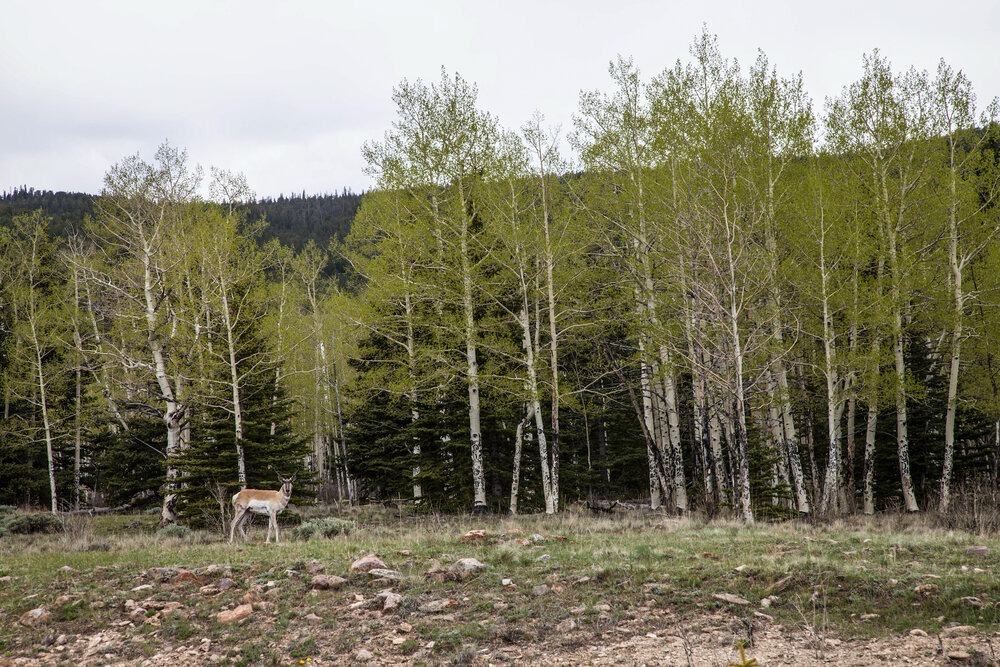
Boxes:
[2,0,998,198]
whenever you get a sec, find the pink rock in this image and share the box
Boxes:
[350,554,387,573]
[216,604,253,623]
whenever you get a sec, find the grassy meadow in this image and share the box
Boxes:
[1,507,999,665]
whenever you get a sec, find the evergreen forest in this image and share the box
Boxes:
[2,32,1000,525]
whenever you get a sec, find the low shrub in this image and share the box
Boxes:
[0,511,63,537]
[156,523,193,539]
[290,517,355,541]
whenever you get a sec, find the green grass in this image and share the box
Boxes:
[2,509,999,662]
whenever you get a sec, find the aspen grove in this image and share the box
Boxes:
[2,32,999,524]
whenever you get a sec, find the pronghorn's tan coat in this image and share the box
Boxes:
[229,473,296,543]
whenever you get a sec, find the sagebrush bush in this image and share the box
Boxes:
[0,511,63,536]
[156,523,193,539]
[290,517,355,541]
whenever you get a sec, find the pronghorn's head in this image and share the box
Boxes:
[278,473,297,496]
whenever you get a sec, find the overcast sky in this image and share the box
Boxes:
[3,0,999,198]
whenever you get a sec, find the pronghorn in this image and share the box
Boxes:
[229,473,297,544]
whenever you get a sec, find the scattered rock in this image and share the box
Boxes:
[349,597,372,611]
[351,554,387,573]
[304,613,323,623]
[377,590,404,612]
[215,604,253,623]
[173,571,209,585]
[199,585,221,596]
[964,546,989,557]
[367,568,406,582]
[58,565,74,573]
[399,622,413,633]
[760,595,780,608]
[143,567,180,582]
[533,584,550,596]
[860,613,879,620]
[419,598,456,613]
[449,557,486,581]
[201,564,232,577]
[947,650,972,661]
[356,648,374,661]
[913,583,939,597]
[767,575,793,593]
[218,578,234,591]
[940,625,977,637]
[461,529,488,542]
[713,593,751,606]
[311,574,347,590]
[19,607,52,626]
[131,584,154,592]
[555,618,577,632]
[909,628,928,637]
[305,560,325,574]
[424,561,449,582]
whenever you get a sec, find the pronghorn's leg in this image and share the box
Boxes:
[230,505,247,543]
[265,510,274,543]
[274,511,280,544]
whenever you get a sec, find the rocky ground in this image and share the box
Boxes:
[4,550,998,666]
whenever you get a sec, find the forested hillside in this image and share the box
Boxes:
[2,32,999,525]
[0,188,361,254]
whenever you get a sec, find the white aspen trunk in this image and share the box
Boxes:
[819,223,845,516]
[845,325,859,510]
[775,359,810,514]
[74,362,82,510]
[219,285,246,487]
[660,350,687,514]
[863,397,879,515]
[459,212,487,511]
[404,290,422,501]
[692,364,714,509]
[844,392,857,510]
[707,395,728,506]
[330,333,353,504]
[637,334,666,509]
[315,340,331,482]
[722,204,753,524]
[763,370,791,508]
[509,408,528,515]
[270,270,290,438]
[892,298,919,512]
[732,360,753,523]
[143,252,184,524]
[30,324,58,514]
[940,152,963,514]
[518,303,555,513]
[883,173,919,513]
[538,162,562,509]
[70,265,84,510]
